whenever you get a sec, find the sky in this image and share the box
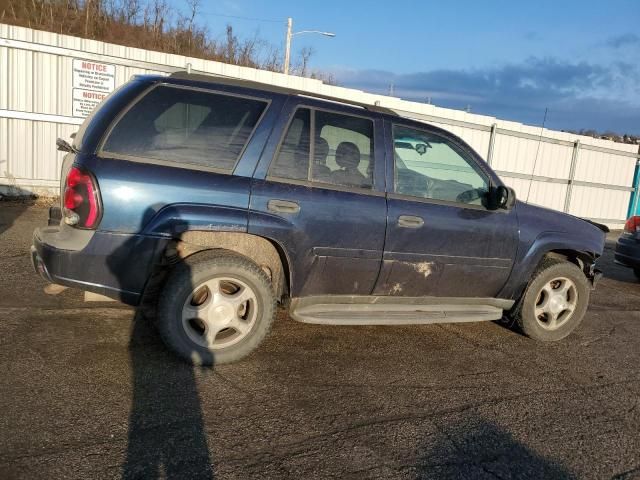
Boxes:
[169,0,640,135]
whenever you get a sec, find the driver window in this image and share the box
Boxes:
[393,125,489,205]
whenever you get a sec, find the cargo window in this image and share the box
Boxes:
[102,85,267,171]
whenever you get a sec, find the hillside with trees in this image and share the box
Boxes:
[0,0,333,80]
[562,129,640,146]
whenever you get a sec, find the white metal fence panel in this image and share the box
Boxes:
[574,148,635,187]
[492,134,574,180]
[501,177,567,212]
[569,186,632,221]
[1,23,638,227]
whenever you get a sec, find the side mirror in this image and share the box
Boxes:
[495,186,516,210]
[56,137,77,153]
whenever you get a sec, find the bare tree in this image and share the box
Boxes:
[298,47,314,77]
[151,0,168,45]
[84,0,91,36]
[260,45,283,72]
[0,0,335,84]
[124,0,140,23]
[185,0,198,54]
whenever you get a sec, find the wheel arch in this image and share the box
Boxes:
[543,249,597,272]
[501,231,602,302]
[168,230,291,300]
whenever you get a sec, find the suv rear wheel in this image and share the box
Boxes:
[157,251,275,365]
[512,258,590,341]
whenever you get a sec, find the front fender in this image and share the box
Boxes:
[499,230,604,300]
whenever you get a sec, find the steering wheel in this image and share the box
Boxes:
[456,188,482,204]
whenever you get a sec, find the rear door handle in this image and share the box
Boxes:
[398,215,424,228]
[267,199,300,214]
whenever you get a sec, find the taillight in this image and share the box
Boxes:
[63,166,101,229]
[623,216,640,234]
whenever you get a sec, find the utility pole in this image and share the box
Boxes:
[283,17,335,75]
[284,17,293,75]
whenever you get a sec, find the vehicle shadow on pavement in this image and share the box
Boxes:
[0,190,36,236]
[121,311,214,479]
[416,417,576,479]
[107,212,215,479]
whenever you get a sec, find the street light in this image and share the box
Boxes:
[283,17,335,75]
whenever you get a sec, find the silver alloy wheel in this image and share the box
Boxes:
[181,276,258,350]
[534,276,578,331]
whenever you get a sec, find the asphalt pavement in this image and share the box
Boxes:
[0,202,639,479]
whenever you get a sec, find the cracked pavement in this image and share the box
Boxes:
[0,203,639,479]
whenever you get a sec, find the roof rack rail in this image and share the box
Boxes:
[169,71,395,115]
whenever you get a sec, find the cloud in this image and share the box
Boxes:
[605,33,640,49]
[332,58,640,134]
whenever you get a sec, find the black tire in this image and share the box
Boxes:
[156,251,275,365]
[633,267,640,281]
[511,258,590,342]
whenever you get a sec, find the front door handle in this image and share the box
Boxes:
[398,215,424,228]
[267,199,301,214]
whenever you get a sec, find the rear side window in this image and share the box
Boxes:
[102,85,267,171]
[269,108,311,180]
[269,107,375,190]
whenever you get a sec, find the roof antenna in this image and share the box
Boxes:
[525,107,548,203]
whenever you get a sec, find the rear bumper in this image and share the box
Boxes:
[31,245,53,282]
[614,234,640,269]
[31,223,168,306]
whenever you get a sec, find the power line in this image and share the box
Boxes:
[198,12,283,23]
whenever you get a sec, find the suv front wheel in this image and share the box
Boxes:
[157,251,276,365]
[512,258,590,341]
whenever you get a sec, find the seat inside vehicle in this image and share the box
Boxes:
[312,137,331,181]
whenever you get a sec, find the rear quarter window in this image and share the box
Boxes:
[73,80,150,152]
[101,85,268,171]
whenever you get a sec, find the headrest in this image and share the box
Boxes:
[315,138,329,163]
[335,142,360,169]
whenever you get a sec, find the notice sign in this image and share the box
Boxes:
[72,59,115,92]
[72,59,116,117]
[72,89,109,118]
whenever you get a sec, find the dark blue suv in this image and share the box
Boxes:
[32,73,607,364]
